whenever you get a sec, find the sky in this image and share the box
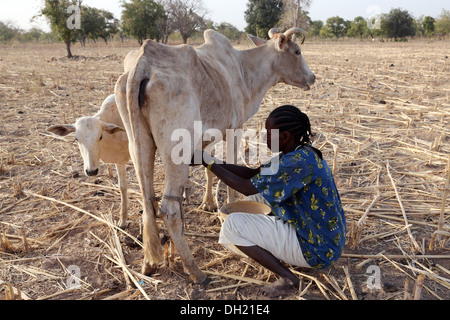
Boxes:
[0,0,448,32]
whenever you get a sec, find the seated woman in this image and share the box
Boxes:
[194,105,346,297]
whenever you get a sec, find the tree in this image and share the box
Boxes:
[23,27,45,42]
[169,0,206,44]
[319,24,330,38]
[325,16,347,39]
[384,8,415,40]
[414,15,425,37]
[422,16,435,38]
[435,9,450,38]
[79,6,104,45]
[347,16,369,40]
[38,0,81,58]
[0,21,21,43]
[85,8,118,44]
[279,0,312,41]
[99,10,119,43]
[293,0,311,30]
[375,14,390,40]
[245,0,284,39]
[215,22,243,41]
[309,20,322,37]
[155,0,175,44]
[121,0,165,45]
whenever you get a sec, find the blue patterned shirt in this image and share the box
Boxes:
[251,146,346,269]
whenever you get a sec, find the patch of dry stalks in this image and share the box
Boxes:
[0,39,449,301]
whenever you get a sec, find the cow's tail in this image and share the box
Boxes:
[126,52,164,270]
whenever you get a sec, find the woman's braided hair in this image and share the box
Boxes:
[268,105,313,146]
[268,105,323,159]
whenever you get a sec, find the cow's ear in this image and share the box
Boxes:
[276,34,289,51]
[47,125,76,137]
[247,34,266,47]
[101,122,125,135]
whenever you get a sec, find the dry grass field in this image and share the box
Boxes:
[0,38,449,301]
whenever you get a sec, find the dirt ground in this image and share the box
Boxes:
[0,38,449,301]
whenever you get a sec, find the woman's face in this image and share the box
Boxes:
[265,117,277,152]
[265,116,295,154]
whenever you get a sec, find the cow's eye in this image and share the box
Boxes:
[99,135,103,141]
[295,50,301,56]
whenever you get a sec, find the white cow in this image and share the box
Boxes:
[46,50,230,229]
[47,94,130,229]
[115,28,316,283]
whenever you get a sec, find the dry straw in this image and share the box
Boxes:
[430,155,450,250]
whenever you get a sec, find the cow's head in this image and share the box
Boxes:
[47,118,124,177]
[249,28,316,91]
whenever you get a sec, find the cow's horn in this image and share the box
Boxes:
[284,27,307,44]
[268,28,282,39]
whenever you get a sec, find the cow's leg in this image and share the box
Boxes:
[202,143,238,209]
[201,168,217,212]
[226,146,238,203]
[227,187,236,204]
[116,164,128,230]
[114,73,161,274]
[138,141,161,276]
[161,163,209,284]
[128,126,161,276]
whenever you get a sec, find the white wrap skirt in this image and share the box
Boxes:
[218,194,310,268]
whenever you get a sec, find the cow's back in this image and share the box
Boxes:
[196,30,251,129]
[140,40,198,71]
[138,35,240,132]
[97,94,125,129]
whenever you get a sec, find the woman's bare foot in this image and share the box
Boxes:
[261,277,300,297]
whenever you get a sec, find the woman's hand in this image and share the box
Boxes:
[190,150,205,166]
[190,150,219,167]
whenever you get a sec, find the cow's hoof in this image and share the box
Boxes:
[118,220,128,230]
[192,274,211,285]
[142,263,158,276]
[200,201,217,212]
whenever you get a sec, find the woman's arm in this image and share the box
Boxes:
[193,150,261,196]
[208,163,259,197]
[214,163,261,180]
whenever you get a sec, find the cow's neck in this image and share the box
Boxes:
[240,45,281,121]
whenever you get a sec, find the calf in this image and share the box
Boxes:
[47,94,130,229]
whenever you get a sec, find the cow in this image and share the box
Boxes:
[46,50,140,229]
[47,94,130,229]
[115,27,316,284]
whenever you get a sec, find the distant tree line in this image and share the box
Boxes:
[1,0,449,58]
[0,22,55,43]
[0,0,217,57]
[245,1,450,42]
[315,8,450,41]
